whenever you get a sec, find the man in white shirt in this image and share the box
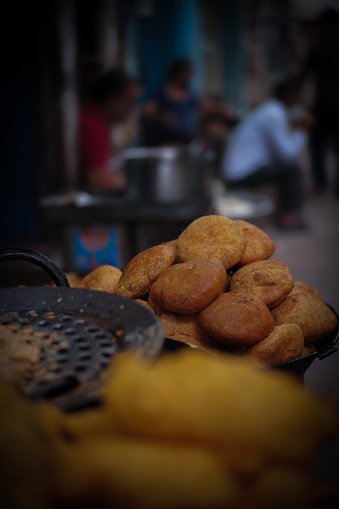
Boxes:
[224,77,312,229]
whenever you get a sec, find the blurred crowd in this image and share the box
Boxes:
[78,7,339,231]
[79,58,237,190]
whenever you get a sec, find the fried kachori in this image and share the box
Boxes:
[177,215,246,269]
[115,244,176,299]
[198,292,275,347]
[237,220,275,266]
[248,324,304,367]
[149,259,227,314]
[271,293,337,344]
[230,259,294,308]
[80,265,122,293]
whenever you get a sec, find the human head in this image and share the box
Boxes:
[272,76,303,106]
[90,68,136,124]
[168,58,193,88]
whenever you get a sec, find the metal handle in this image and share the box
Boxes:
[0,249,70,287]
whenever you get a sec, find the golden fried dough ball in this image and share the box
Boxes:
[103,351,336,462]
[236,220,275,265]
[289,281,322,301]
[149,259,227,315]
[271,293,337,344]
[80,265,122,293]
[54,438,238,509]
[248,324,304,367]
[115,244,176,299]
[198,292,275,347]
[177,215,246,269]
[159,310,213,348]
[230,259,294,308]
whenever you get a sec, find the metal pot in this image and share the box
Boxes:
[122,146,213,203]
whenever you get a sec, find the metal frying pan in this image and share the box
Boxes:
[0,249,163,410]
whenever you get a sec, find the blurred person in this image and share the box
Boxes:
[202,93,238,129]
[223,77,313,230]
[79,68,137,192]
[197,95,239,174]
[112,78,143,155]
[141,58,199,146]
[196,113,229,177]
[304,8,339,196]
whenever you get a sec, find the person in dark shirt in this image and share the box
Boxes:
[304,8,339,196]
[141,58,199,146]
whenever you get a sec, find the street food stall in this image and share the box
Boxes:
[0,213,338,508]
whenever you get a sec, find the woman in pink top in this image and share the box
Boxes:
[79,69,136,192]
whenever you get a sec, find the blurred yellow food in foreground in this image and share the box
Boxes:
[0,349,338,509]
[103,350,336,462]
[0,381,52,509]
[54,439,238,509]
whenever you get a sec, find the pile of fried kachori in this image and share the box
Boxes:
[80,215,338,367]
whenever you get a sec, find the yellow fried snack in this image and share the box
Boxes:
[271,293,338,344]
[80,265,122,293]
[289,281,322,301]
[237,220,275,266]
[247,324,304,367]
[115,244,176,299]
[177,215,246,269]
[54,438,239,509]
[231,259,294,308]
[198,292,275,346]
[149,259,227,314]
[0,380,52,509]
[103,351,336,462]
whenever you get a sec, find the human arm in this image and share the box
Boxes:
[86,170,126,192]
[263,108,308,160]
